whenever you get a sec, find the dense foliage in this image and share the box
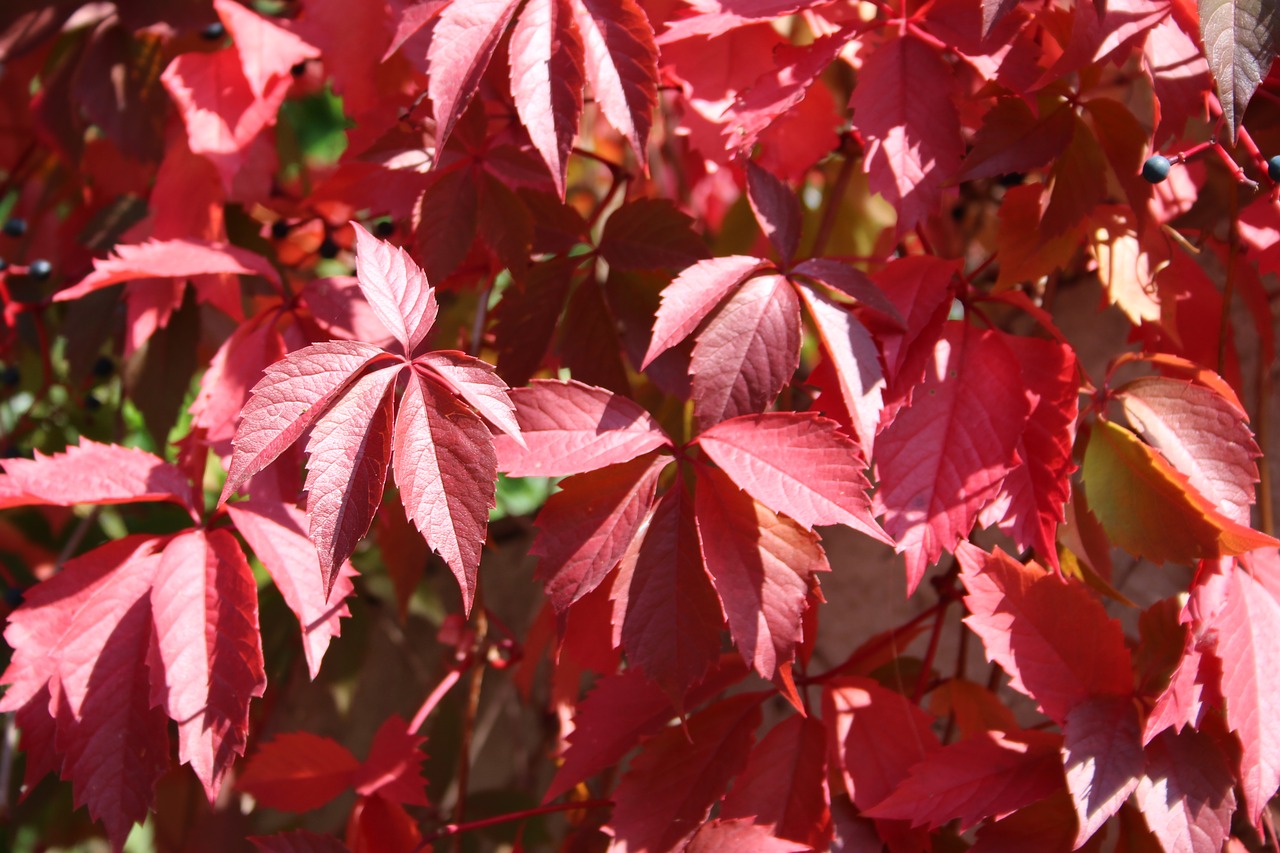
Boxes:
[1,0,1279,850]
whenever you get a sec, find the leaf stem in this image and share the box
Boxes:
[410,666,463,735]
[450,603,488,852]
[419,799,613,847]
[810,139,857,260]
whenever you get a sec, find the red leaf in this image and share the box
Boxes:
[428,0,523,154]
[303,366,398,596]
[957,544,1133,724]
[746,162,801,262]
[694,464,829,679]
[510,0,585,196]
[874,324,1032,591]
[352,715,428,806]
[236,732,360,812]
[598,198,709,271]
[1062,695,1144,847]
[0,439,198,516]
[683,819,810,852]
[221,341,393,502]
[1118,377,1260,526]
[251,830,352,853]
[720,714,832,848]
[864,729,1065,831]
[226,500,355,679]
[416,350,522,443]
[494,379,670,477]
[643,255,772,367]
[823,676,940,810]
[393,370,496,613]
[793,276,885,457]
[190,313,286,455]
[690,273,800,429]
[1136,728,1235,853]
[55,237,280,302]
[214,0,319,99]
[608,693,764,853]
[531,453,668,614]
[870,255,956,411]
[352,221,438,356]
[150,529,266,799]
[791,258,903,323]
[849,33,963,232]
[570,0,658,165]
[345,794,422,853]
[695,413,887,543]
[611,483,724,703]
[1212,562,1280,825]
[160,48,291,194]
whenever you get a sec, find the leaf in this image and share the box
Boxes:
[570,0,659,165]
[221,341,393,502]
[598,198,709,271]
[393,370,497,613]
[694,464,829,680]
[1213,562,1280,825]
[352,715,429,805]
[236,732,361,812]
[532,453,668,614]
[611,483,724,703]
[608,693,763,853]
[1143,630,1212,744]
[1198,0,1279,139]
[864,729,1065,831]
[870,255,957,409]
[150,529,267,800]
[55,237,281,303]
[214,0,319,99]
[874,324,1032,591]
[1062,695,1144,847]
[695,413,887,542]
[1144,17,1215,144]
[643,255,773,367]
[351,221,438,356]
[251,830,352,853]
[1081,419,1278,563]
[510,0,585,196]
[720,715,831,848]
[428,0,523,154]
[1119,377,1260,526]
[956,544,1133,724]
[1136,727,1236,853]
[303,366,398,596]
[690,273,801,429]
[849,33,963,233]
[746,161,801,262]
[416,350,522,443]
[494,379,670,477]
[189,312,286,454]
[684,819,810,852]
[0,439,198,516]
[226,500,355,679]
[959,98,1075,182]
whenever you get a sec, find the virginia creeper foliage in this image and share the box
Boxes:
[0,0,1279,850]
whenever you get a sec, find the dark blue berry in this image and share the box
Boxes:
[200,21,226,40]
[2,217,27,238]
[0,257,8,272]
[290,61,308,77]
[84,393,102,412]
[1268,155,1280,183]
[92,355,114,378]
[997,172,1025,187]
[374,219,395,238]
[1,365,19,386]
[271,220,291,239]
[27,258,51,280]
[1142,155,1172,183]
[4,587,24,607]
[318,237,339,259]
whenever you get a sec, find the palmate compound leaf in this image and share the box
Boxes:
[222,225,516,611]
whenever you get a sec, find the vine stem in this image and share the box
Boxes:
[911,601,947,703]
[410,667,463,735]
[810,141,857,260]
[451,602,488,853]
[799,598,950,684]
[417,799,613,848]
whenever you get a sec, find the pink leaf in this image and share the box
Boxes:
[222,341,392,502]
[720,714,831,849]
[226,500,355,679]
[394,370,497,614]
[428,0,523,153]
[791,258,903,322]
[691,273,801,429]
[303,366,399,596]
[1062,695,1144,847]
[55,237,280,302]
[570,0,658,165]
[1143,630,1211,744]
[865,729,1065,831]
[643,255,772,368]
[694,464,829,679]
[874,324,1031,591]
[190,313,286,455]
[510,0,585,196]
[1137,727,1235,853]
[0,439,198,516]
[746,161,801,262]
[214,0,319,98]
[416,350,522,443]
[957,544,1133,725]
[684,819,810,853]
[148,529,266,800]
[611,484,724,703]
[494,379,670,477]
[531,453,668,614]
[849,33,963,233]
[695,413,888,543]
[352,715,429,806]
[351,222,438,356]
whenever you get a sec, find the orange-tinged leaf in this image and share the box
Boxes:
[1081,419,1278,564]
